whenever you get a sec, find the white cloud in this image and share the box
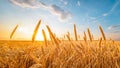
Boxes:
[102,13,108,17]
[77,1,80,7]
[10,0,46,8]
[10,0,72,21]
[49,5,72,21]
[108,24,120,30]
[103,0,120,17]
[64,1,68,5]
[107,24,120,40]
[60,0,68,5]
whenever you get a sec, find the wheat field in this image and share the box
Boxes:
[0,20,120,68]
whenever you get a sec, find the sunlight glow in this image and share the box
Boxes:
[36,31,44,41]
[18,27,30,34]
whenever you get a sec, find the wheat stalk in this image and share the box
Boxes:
[41,46,45,56]
[29,53,39,64]
[99,25,106,40]
[66,35,71,41]
[87,28,92,42]
[42,29,47,46]
[74,24,78,41]
[98,37,102,46]
[10,25,18,39]
[32,20,41,42]
[67,32,70,38]
[83,31,87,44]
[66,32,71,41]
[46,25,59,45]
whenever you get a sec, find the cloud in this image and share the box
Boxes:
[107,25,120,41]
[49,5,72,21]
[77,1,80,7]
[10,0,46,8]
[10,0,72,21]
[102,13,108,17]
[88,0,120,23]
[108,24,120,40]
[108,24,120,30]
[60,0,68,5]
[103,0,120,17]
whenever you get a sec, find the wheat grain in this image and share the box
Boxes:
[32,20,41,42]
[74,24,78,41]
[29,53,39,64]
[46,25,59,45]
[98,37,102,46]
[83,31,87,44]
[99,25,106,40]
[66,32,71,41]
[87,28,92,42]
[42,29,47,46]
[10,25,18,39]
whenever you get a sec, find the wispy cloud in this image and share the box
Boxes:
[107,24,120,40]
[77,1,80,7]
[106,24,120,40]
[60,0,68,5]
[108,24,120,30]
[89,0,120,23]
[10,0,46,8]
[107,32,120,40]
[103,0,120,17]
[49,5,72,21]
[10,0,72,21]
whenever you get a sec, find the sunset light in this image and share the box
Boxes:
[0,0,120,67]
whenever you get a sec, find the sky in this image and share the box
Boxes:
[0,0,120,40]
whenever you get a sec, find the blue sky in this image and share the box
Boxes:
[0,0,120,40]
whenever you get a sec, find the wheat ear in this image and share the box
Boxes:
[74,24,78,41]
[99,25,106,40]
[46,25,59,45]
[32,20,41,42]
[10,25,18,39]
[87,28,92,42]
[42,29,47,46]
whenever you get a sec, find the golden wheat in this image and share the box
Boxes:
[98,37,102,46]
[87,28,92,42]
[99,25,106,41]
[46,25,59,45]
[66,32,71,41]
[10,25,18,39]
[74,24,78,41]
[42,29,47,46]
[83,31,87,44]
[32,20,41,42]
[1,19,120,68]
[29,52,39,64]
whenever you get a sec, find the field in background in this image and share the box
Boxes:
[0,40,120,68]
[0,20,120,68]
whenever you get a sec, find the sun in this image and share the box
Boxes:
[35,31,44,41]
